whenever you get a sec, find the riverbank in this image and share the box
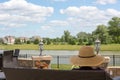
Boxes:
[0,44,120,51]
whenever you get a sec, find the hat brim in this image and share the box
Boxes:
[70,55,105,66]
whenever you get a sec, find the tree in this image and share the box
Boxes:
[0,38,3,44]
[26,40,31,44]
[68,36,76,45]
[63,30,71,42]
[76,32,89,45]
[15,38,21,44]
[60,30,73,44]
[108,17,120,43]
[44,38,51,45]
[33,39,39,44]
[92,24,111,44]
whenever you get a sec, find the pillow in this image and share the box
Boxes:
[32,56,49,69]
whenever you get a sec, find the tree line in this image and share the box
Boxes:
[1,17,119,45]
[43,17,120,45]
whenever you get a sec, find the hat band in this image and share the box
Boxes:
[78,55,96,58]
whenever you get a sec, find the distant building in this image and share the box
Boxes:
[1,35,42,44]
[19,37,29,43]
[3,36,15,44]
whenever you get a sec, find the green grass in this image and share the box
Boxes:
[0,44,120,51]
[0,44,39,50]
[100,44,120,51]
[51,64,72,70]
[44,45,80,50]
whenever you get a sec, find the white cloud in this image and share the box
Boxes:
[95,0,117,5]
[106,9,120,16]
[40,25,56,37]
[41,26,51,30]
[49,20,69,27]
[0,0,54,27]
[52,0,67,2]
[44,0,69,2]
[60,6,120,33]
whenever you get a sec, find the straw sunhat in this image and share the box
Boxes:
[70,46,105,66]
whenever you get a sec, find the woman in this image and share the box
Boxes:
[70,46,113,80]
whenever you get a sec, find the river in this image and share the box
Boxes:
[19,50,120,55]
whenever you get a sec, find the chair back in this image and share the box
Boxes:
[3,50,13,67]
[13,49,20,57]
[3,50,18,68]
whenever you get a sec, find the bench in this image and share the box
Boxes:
[3,67,112,80]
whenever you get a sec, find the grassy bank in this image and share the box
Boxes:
[0,44,120,51]
[51,64,72,70]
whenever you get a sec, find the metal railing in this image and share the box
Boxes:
[19,54,120,66]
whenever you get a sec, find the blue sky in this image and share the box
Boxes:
[0,0,120,38]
